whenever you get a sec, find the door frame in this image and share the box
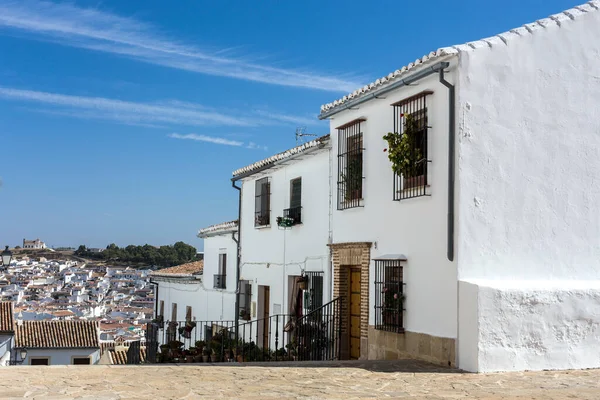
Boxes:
[329,242,372,360]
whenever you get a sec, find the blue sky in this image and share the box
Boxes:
[0,0,582,250]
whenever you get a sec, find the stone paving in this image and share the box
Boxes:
[0,360,599,399]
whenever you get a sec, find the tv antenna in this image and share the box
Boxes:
[295,127,317,146]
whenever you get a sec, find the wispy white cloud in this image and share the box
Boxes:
[0,0,363,92]
[254,110,320,127]
[246,142,269,151]
[0,86,264,127]
[168,133,244,147]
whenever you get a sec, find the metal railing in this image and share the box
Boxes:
[295,297,341,361]
[213,274,226,289]
[146,299,341,363]
[283,206,302,225]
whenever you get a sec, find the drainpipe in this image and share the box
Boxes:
[232,180,242,342]
[148,279,159,319]
[439,69,456,262]
[439,64,458,368]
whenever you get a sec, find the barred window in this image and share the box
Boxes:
[392,91,432,200]
[171,303,177,321]
[159,300,164,317]
[255,177,271,226]
[238,280,252,320]
[374,258,404,333]
[337,119,365,210]
[185,306,192,322]
[283,177,302,225]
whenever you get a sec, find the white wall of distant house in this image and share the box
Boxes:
[21,348,100,365]
[239,148,332,317]
[0,335,12,366]
[155,233,237,322]
[456,7,600,372]
[327,68,458,340]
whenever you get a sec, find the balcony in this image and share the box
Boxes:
[213,274,226,289]
[283,206,302,225]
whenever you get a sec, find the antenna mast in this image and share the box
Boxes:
[295,126,317,146]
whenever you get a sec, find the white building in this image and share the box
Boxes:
[0,302,14,366]
[150,223,238,348]
[22,239,46,250]
[231,136,332,349]
[316,1,600,372]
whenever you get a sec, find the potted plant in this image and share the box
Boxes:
[239,309,251,321]
[202,347,211,363]
[341,157,362,201]
[383,113,425,189]
[382,286,405,325]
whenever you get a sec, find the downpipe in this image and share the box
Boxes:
[231,179,242,342]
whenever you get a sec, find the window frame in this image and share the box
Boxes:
[391,91,432,200]
[374,259,404,333]
[71,356,91,365]
[283,177,302,225]
[238,280,252,320]
[336,119,365,210]
[30,357,50,366]
[254,177,271,227]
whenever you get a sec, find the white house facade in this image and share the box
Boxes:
[14,320,101,365]
[231,136,332,349]
[151,224,238,347]
[317,0,600,372]
[22,239,46,250]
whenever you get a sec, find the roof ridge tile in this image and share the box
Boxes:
[319,1,599,116]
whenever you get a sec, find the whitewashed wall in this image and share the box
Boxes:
[327,68,458,340]
[21,348,100,365]
[154,232,237,344]
[456,4,600,372]
[239,147,331,343]
[0,335,12,366]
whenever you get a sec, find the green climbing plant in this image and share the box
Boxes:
[383,113,423,178]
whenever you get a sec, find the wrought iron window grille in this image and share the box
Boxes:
[391,91,432,201]
[374,259,405,333]
[337,119,365,210]
[255,177,271,227]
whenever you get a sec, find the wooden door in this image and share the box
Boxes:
[263,286,270,349]
[349,268,361,360]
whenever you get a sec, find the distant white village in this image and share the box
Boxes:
[0,246,153,366]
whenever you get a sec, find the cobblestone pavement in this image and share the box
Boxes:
[0,360,599,399]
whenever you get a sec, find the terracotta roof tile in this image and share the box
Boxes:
[15,320,100,348]
[108,347,146,365]
[232,134,330,178]
[150,260,204,278]
[197,220,238,238]
[0,301,14,333]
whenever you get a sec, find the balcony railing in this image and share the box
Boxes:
[214,274,226,289]
[283,206,302,225]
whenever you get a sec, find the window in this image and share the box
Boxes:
[30,357,50,365]
[214,253,227,289]
[337,119,364,210]
[171,303,177,321]
[392,91,432,200]
[305,271,324,313]
[255,177,271,226]
[374,259,404,333]
[185,306,192,322]
[72,357,91,365]
[238,280,252,320]
[283,178,302,225]
[159,300,164,318]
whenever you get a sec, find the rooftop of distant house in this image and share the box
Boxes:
[149,260,204,278]
[15,320,100,348]
[197,220,238,238]
[231,134,330,179]
[0,301,14,333]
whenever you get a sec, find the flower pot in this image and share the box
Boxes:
[202,355,209,363]
[185,356,194,363]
